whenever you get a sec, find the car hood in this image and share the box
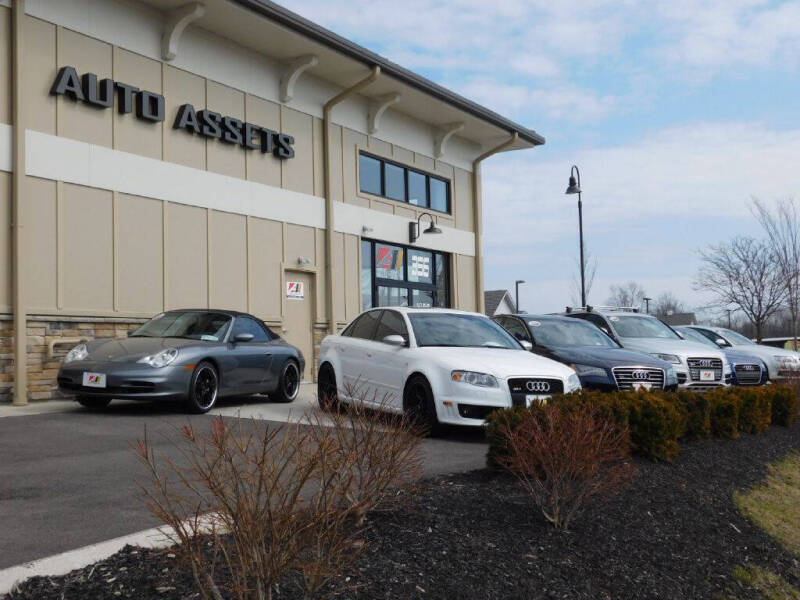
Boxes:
[415,346,575,380]
[725,344,799,363]
[723,348,767,367]
[618,337,725,360]
[85,337,205,362]
[550,346,672,369]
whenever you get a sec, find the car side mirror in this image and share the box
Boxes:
[519,340,533,351]
[382,334,406,347]
[716,338,729,347]
[233,333,254,343]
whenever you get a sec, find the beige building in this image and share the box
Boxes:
[0,0,544,404]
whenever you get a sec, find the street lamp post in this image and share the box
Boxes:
[643,296,652,314]
[726,309,732,329]
[565,165,585,307]
[515,280,525,313]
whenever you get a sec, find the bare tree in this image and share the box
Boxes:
[653,292,686,318]
[569,243,598,306]
[751,197,800,346]
[606,281,647,309]
[695,236,787,342]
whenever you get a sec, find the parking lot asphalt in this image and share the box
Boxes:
[0,387,487,570]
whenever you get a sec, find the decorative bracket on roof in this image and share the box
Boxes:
[434,122,465,158]
[162,2,205,61]
[367,93,401,135]
[280,55,319,103]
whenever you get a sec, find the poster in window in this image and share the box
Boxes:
[375,244,404,280]
[410,252,431,282]
[286,281,305,299]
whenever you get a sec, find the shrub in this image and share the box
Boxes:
[763,384,800,427]
[707,388,741,439]
[496,402,635,530]
[137,403,423,600]
[486,405,531,469]
[670,389,711,441]
[737,387,772,434]
[623,391,683,462]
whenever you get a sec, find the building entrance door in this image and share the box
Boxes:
[283,271,314,381]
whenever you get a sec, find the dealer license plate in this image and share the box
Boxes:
[632,382,652,391]
[525,394,548,407]
[82,372,107,388]
[700,370,715,381]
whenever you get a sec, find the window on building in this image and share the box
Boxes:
[358,152,450,214]
[361,239,450,310]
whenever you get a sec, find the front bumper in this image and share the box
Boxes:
[58,361,193,401]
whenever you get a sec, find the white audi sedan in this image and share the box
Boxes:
[317,308,581,429]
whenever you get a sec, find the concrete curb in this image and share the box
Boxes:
[0,525,175,596]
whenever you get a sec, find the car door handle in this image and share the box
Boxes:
[365,352,373,358]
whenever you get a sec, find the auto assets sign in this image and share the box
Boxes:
[50,66,295,159]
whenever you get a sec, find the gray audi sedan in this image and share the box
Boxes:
[57,309,304,413]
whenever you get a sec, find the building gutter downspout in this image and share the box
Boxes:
[11,0,26,406]
[323,66,380,334]
[472,132,518,315]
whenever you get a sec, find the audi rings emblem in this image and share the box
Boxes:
[526,381,551,393]
[697,359,713,368]
[632,370,651,380]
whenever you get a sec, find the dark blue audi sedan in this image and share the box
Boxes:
[493,314,679,391]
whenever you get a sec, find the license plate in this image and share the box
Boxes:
[525,394,548,407]
[700,370,715,381]
[82,372,106,388]
[632,382,652,391]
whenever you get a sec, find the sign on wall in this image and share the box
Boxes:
[286,281,305,299]
[50,66,295,159]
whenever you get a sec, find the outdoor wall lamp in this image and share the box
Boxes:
[409,212,442,244]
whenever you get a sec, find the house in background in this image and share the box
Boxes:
[660,312,698,326]
[484,290,517,316]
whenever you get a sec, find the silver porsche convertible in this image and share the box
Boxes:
[57,309,305,413]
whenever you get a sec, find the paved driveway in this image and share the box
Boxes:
[0,387,487,569]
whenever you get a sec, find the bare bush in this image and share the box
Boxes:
[497,404,636,531]
[137,403,423,600]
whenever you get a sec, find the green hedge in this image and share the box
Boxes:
[486,383,799,465]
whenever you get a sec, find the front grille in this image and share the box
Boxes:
[734,364,763,385]
[612,367,665,390]
[687,357,723,382]
[677,373,687,384]
[508,378,563,406]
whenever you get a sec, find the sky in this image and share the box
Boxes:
[286,0,800,315]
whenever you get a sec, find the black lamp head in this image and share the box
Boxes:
[565,175,581,195]
[424,222,442,235]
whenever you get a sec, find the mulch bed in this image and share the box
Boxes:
[7,424,800,600]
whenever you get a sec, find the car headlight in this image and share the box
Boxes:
[138,348,179,368]
[451,370,498,388]
[571,364,607,378]
[651,353,682,365]
[64,343,88,364]
[775,355,799,366]
[566,373,582,392]
[666,367,678,384]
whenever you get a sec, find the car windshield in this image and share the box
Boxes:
[611,315,680,339]
[531,319,619,348]
[678,327,718,348]
[409,313,520,349]
[719,328,755,346]
[131,311,232,341]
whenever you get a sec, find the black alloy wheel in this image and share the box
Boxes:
[405,375,440,435]
[273,360,300,403]
[316,363,340,411]
[187,361,219,414]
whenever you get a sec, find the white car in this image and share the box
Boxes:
[317,308,581,428]
[685,325,800,381]
[563,309,731,389]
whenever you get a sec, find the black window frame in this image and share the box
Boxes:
[358,151,451,215]
[361,239,450,310]
[230,315,272,343]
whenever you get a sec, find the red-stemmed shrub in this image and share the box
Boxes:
[496,403,636,531]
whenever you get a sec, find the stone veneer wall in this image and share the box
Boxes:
[0,316,146,403]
